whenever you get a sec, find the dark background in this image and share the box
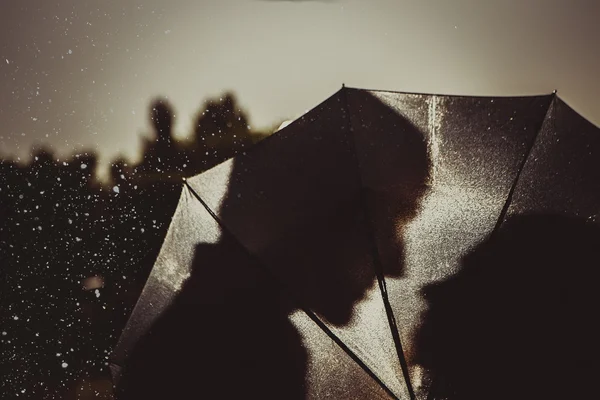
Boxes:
[0,94,272,399]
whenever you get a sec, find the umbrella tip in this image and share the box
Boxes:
[342,83,345,88]
[553,89,558,94]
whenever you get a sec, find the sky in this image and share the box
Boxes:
[1,0,599,178]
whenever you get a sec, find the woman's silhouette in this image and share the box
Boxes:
[416,214,600,400]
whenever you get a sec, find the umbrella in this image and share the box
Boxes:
[109,86,600,399]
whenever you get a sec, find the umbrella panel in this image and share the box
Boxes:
[349,91,554,396]
[506,97,600,218]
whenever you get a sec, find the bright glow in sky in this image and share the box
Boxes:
[1,0,599,177]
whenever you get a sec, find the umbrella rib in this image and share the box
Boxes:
[340,87,417,400]
[344,85,556,100]
[302,307,402,400]
[183,180,401,400]
[492,94,557,235]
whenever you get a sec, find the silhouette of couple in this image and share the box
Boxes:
[115,93,600,399]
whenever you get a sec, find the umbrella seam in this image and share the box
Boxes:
[492,94,557,235]
[340,87,417,400]
[108,186,189,375]
[183,180,401,400]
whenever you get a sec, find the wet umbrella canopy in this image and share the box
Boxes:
[110,87,600,399]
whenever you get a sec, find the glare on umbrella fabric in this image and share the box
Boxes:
[110,86,600,400]
[360,91,555,393]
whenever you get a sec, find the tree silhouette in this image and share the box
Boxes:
[190,92,254,169]
[150,98,174,145]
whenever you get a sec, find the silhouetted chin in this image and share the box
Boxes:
[296,268,376,328]
[316,277,378,327]
[322,307,354,327]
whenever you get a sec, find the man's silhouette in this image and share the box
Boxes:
[115,91,431,399]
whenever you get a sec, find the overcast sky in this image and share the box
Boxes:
[1,0,599,177]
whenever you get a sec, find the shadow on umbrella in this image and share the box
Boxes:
[415,213,600,400]
[112,90,433,399]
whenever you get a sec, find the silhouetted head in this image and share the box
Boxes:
[416,214,600,399]
[349,89,433,280]
[208,90,432,327]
